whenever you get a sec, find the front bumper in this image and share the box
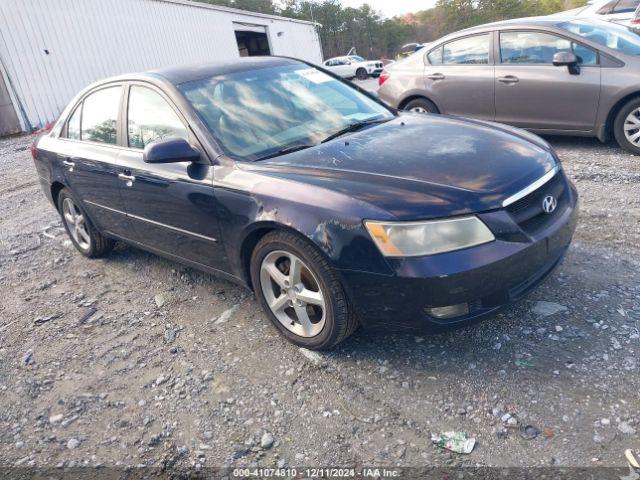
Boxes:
[340,178,579,332]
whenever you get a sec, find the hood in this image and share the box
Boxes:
[244,114,558,220]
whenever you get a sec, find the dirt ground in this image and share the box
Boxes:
[0,130,638,474]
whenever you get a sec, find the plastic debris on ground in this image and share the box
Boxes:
[431,431,476,454]
[520,424,541,440]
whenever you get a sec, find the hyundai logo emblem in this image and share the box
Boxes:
[542,195,557,214]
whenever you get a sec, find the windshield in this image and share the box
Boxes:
[558,20,640,55]
[178,64,393,161]
[349,55,366,62]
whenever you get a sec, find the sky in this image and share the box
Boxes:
[340,0,438,17]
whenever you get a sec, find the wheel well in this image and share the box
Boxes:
[606,92,640,137]
[240,224,337,291]
[398,95,440,113]
[51,181,66,211]
[240,226,277,291]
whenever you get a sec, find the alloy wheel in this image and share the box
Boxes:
[62,197,91,250]
[623,108,640,146]
[259,250,326,338]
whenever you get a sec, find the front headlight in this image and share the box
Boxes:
[364,216,495,257]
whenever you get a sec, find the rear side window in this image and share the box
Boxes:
[127,86,188,149]
[612,0,639,13]
[500,31,597,65]
[596,0,618,14]
[443,34,491,64]
[81,87,121,144]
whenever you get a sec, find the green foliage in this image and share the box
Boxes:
[197,0,588,58]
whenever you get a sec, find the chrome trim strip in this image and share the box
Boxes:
[502,166,560,208]
[84,200,218,243]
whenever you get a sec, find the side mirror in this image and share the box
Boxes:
[552,51,580,75]
[143,137,201,164]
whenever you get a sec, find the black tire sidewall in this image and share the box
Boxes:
[355,68,368,80]
[250,233,341,349]
[405,98,438,114]
[614,99,640,155]
[57,188,97,257]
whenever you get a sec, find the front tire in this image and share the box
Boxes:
[57,188,114,258]
[404,97,438,114]
[613,98,640,155]
[250,231,358,350]
[355,68,368,81]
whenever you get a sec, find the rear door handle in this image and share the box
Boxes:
[426,73,445,80]
[497,75,519,84]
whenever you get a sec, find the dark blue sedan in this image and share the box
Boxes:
[32,57,578,349]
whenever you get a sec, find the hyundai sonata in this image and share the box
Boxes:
[32,57,578,349]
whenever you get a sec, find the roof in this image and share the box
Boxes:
[439,15,613,38]
[152,0,319,26]
[148,56,302,84]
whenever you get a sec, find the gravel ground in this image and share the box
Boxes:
[0,128,638,473]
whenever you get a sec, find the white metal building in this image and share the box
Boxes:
[0,0,323,135]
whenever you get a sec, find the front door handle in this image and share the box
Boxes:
[62,159,75,172]
[426,73,445,80]
[497,75,519,84]
[118,172,136,187]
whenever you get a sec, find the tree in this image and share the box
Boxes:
[195,0,588,59]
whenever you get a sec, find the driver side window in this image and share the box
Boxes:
[500,31,598,65]
[127,86,189,149]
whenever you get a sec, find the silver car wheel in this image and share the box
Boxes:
[259,250,326,338]
[409,106,428,114]
[62,197,91,250]
[623,108,640,146]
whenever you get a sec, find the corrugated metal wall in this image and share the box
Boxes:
[0,0,323,132]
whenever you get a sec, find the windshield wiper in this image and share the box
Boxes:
[254,144,315,161]
[320,118,390,144]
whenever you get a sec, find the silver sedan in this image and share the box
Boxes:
[378,16,640,154]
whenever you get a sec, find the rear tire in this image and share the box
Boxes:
[355,68,368,81]
[250,231,358,350]
[404,98,439,114]
[57,188,114,258]
[613,98,640,155]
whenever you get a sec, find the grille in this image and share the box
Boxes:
[506,172,567,235]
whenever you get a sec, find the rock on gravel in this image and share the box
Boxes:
[260,432,274,449]
[531,301,568,317]
[298,348,326,366]
[66,438,80,450]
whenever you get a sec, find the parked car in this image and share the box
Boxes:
[378,16,640,154]
[552,0,640,24]
[618,2,640,26]
[33,57,578,349]
[396,43,427,59]
[322,55,383,79]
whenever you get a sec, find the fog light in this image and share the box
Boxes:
[426,303,469,319]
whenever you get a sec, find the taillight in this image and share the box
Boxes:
[632,19,640,24]
[30,143,37,159]
[378,70,389,87]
